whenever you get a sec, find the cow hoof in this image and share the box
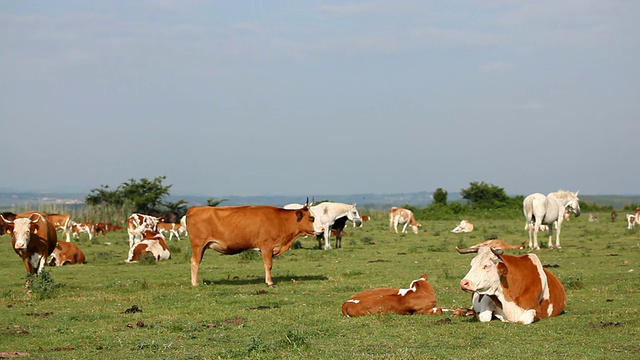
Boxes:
[268,284,277,288]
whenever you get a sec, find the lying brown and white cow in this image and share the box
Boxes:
[1,211,58,275]
[457,246,566,324]
[389,207,421,234]
[126,230,171,263]
[186,203,316,286]
[451,219,474,233]
[48,241,86,266]
[341,274,442,317]
[461,239,525,251]
[47,213,72,242]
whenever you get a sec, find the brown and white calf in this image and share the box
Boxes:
[451,219,474,233]
[126,230,171,263]
[457,246,566,324]
[1,211,58,275]
[48,241,86,266]
[156,221,183,241]
[389,207,421,234]
[341,274,442,317]
[71,221,93,240]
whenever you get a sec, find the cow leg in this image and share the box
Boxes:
[316,234,323,249]
[402,222,409,234]
[335,230,342,248]
[260,250,275,287]
[190,245,207,286]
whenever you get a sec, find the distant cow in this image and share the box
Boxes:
[451,220,474,233]
[126,230,171,263]
[389,207,421,234]
[145,209,180,224]
[47,213,72,242]
[93,222,107,237]
[106,222,123,232]
[316,216,349,249]
[48,241,86,266]
[186,203,316,286]
[457,246,566,324]
[1,211,58,276]
[588,213,599,222]
[127,213,161,248]
[341,274,442,317]
[460,239,525,251]
[611,211,618,222]
[71,221,93,240]
[156,221,183,241]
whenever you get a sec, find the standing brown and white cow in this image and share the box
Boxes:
[457,246,566,324]
[127,213,161,248]
[47,213,72,242]
[341,274,442,317]
[186,204,316,287]
[1,211,58,275]
[71,221,93,240]
[389,207,421,234]
[48,241,86,266]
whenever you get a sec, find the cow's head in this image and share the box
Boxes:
[2,213,43,250]
[458,246,505,295]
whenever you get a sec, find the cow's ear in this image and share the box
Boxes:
[5,225,13,235]
[295,210,304,222]
[31,224,39,235]
[497,262,508,276]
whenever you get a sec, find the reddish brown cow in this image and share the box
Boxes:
[611,211,618,222]
[48,241,86,266]
[1,211,58,275]
[126,230,171,263]
[93,222,107,237]
[48,213,72,242]
[458,246,566,324]
[341,274,442,317]
[106,222,123,232]
[186,204,316,287]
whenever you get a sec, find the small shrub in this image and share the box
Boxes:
[239,250,260,261]
[360,237,375,245]
[562,276,584,290]
[291,240,302,249]
[138,253,157,265]
[26,268,64,300]
[282,329,306,349]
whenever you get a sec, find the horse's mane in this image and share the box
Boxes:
[549,190,577,200]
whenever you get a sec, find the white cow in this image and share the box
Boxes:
[451,220,474,233]
[389,207,421,234]
[309,202,362,250]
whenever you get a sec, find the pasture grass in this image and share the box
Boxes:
[0,218,638,359]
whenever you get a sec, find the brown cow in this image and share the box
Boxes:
[93,222,108,237]
[126,230,171,263]
[458,246,566,324]
[389,207,421,234]
[341,274,442,317]
[48,241,86,266]
[47,213,72,242]
[1,211,58,275]
[611,211,618,222]
[186,204,316,287]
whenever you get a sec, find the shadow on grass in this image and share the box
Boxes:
[202,274,328,286]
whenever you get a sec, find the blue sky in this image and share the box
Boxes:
[1,1,638,197]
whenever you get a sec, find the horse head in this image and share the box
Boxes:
[347,204,362,227]
[564,191,581,217]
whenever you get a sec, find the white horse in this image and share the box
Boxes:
[523,190,581,250]
[309,202,362,250]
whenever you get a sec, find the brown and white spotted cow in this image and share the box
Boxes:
[48,241,86,266]
[156,221,183,241]
[1,211,58,275]
[389,207,421,234]
[71,221,93,240]
[341,274,442,317]
[127,213,161,248]
[457,246,566,324]
[451,219,474,233]
[47,213,72,242]
[126,230,171,263]
[186,203,316,286]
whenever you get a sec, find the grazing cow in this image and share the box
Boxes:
[341,274,442,317]
[156,221,182,241]
[457,246,566,324]
[316,216,349,249]
[47,213,72,242]
[309,202,362,250]
[93,222,107,237]
[0,211,17,235]
[127,213,161,248]
[389,207,421,234]
[588,213,599,222]
[126,230,171,263]
[451,219,474,233]
[186,203,316,286]
[48,241,86,266]
[1,211,58,275]
[461,239,525,251]
[611,211,618,222]
[71,221,93,240]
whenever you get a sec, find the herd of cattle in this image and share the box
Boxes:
[1,194,638,325]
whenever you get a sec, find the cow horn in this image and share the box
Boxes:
[0,214,13,224]
[455,246,479,254]
[29,213,44,223]
[490,247,504,256]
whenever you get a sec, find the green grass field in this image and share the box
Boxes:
[0,216,638,359]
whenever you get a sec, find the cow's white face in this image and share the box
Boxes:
[460,247,503,295]
[8,218,39,250]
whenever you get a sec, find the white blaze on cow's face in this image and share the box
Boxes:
[460,247,503,295]
[10,218,38,250]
